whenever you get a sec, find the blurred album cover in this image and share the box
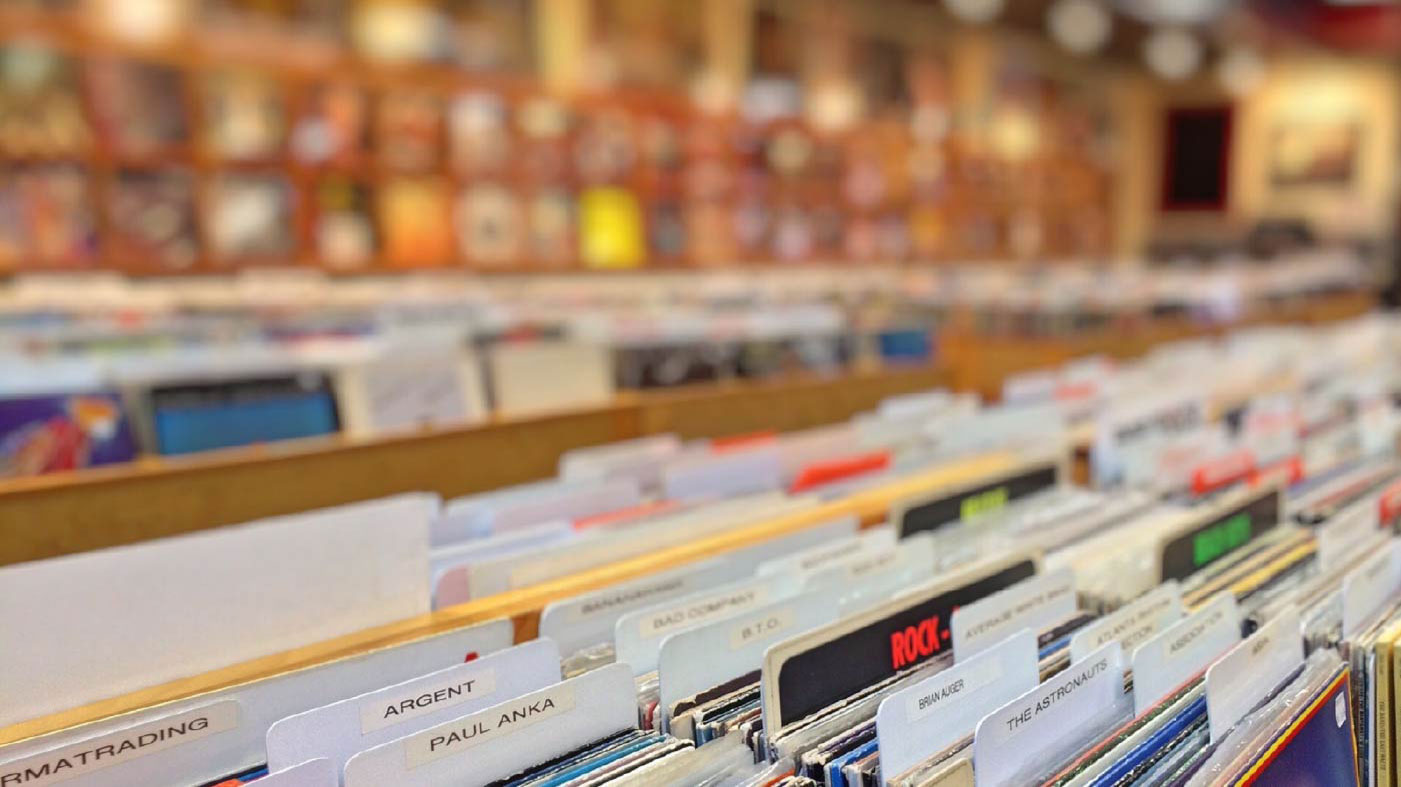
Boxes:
[456,183,522,267]
[380,177,452,267]
[449,91,512,175]
[579,185,643,269]
[527,189,575,267]
[0,165,99,267]
[315,178,376,270]
[0,392,138,478]
[207,174,295,263]
[108,169,200,270]
[0,44,90,157]
[88,59,189,156]
[377,91,443,172]
[292,83,368,165]
[202,69,286,160]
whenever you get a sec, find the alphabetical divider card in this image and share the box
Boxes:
[656,589,841,730]
[537,514,857,656]
[950,569,1075,662]
[257,758,337,785]
[1342,539,1401,637]
[760,550,1039,738]
[265,638,561,778]
[1068,581,1183,664]
[343,663,637,787]
[0,619,512,787]
[614,574,795,676]
[1205,606,1304,743]
[876,629,1039,782]
[538,559,739,657]
[1130,592,1240,715]
[973,641,1129,787]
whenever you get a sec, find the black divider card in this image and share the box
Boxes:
[770,554,1037,729]
[1158,487,1282,583]
[895,463,1060,539]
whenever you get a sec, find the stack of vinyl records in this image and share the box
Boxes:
[5,316,1401,785]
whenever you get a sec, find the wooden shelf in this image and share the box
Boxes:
[0,363,953,567]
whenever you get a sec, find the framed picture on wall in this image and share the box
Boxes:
[1269,121,1360,188]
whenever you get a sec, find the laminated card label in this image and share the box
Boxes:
[1069,582,1183,664]
[361,669,498,734]
[730,607,796,650]
[1205,607,1304,743]
[1131,592,1239,714]
[1341,539,1401,637]
[0,701,239,787]
[876,630,1038,781]
[951,569,1075,662]
[973,642,1125,787]
[403,685,574,770]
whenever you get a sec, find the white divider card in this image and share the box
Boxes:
[538,559,739,657]
[342,663,637,787]
[876,629,1039,782]
[1317,497,1383,573]
[470,495,821,597]
[760,550,1040,738]
[432,479,566,546]
[257,758,337,786]
[803,533,935,594]
[950,569,1075,662]
[558,434,682,491]
[878,389,954,420]
[1093,391,1206,488]
[1130,592,1241,715]
[265,638,561,777]
[430,522,575,606]
[438,478,642,542]
[0,619,512,787]
[1341,539,1401,637]
[1205,607,1305,743]
[661,445,783,501]
[973,641,1128,787]
[1069,582,1183,664]
[614,575,794,676]
[536,513,855,656]
[756,524,892,579]
[656,589,841,726]
[0,493,437,728]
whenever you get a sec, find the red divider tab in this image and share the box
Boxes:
[1248,455,1303,489]
[710,430,779,453]
[1191,449,1256,497]
[789,451,891,494]
[1379,479,1401,527]
[573,499,682,531]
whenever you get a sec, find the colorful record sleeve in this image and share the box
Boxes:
[292,83,369,165]
[88,59,189,157]
[202,69,286,160]
[206,174,295,263]
[1,392,138,478]
[380,177,453,268]
[314,178,376,270]
[108,168,201,270]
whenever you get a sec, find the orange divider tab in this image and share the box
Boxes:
[789,451,892,494]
